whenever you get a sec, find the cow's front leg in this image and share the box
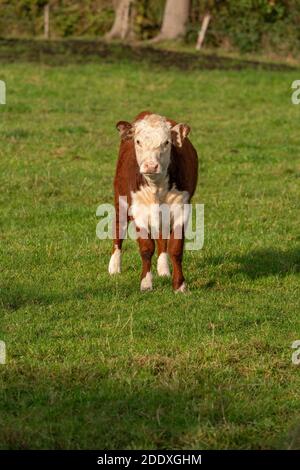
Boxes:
[168,232,186,292]
[109,240,123,275]
[108,201,126,275]
[138,237,155,291]
[156,236,170,277]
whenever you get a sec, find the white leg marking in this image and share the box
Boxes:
[140,272,153,291]
[108,247,121,275]
[157,253,170,277]
[175,282,187,293]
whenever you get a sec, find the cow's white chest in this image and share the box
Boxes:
[130,180,189,235]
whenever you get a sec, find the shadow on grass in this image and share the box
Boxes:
[0,282,127,311]
[0,364,208,449]
[235,247,300,279]
[208,247,300,280]
[0,362,282,449]
[0,38,296,71]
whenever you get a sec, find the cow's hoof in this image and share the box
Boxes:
[175,282,187,293]
[141,272,153,291]
[108,249,121,275]
[157,253,171,277]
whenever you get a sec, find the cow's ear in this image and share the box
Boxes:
[171,123,190,148]
[116,121,133,140]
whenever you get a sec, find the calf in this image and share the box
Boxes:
[109,111,198,292]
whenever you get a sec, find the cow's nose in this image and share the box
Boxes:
[144,163,159,173]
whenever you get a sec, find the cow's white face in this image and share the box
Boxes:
[116,114,190,179]
[134,115,172,176]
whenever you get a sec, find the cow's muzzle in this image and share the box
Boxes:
[141,162,160,174]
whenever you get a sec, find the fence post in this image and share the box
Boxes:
[0,80,6,105]
[44,3,50,39]
[196,13,211,51]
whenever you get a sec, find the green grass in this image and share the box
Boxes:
[0,48,300,450]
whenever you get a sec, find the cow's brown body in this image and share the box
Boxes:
[110,111,198,292]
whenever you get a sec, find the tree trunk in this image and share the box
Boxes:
[105,0,133,40]
[153,0,190,41]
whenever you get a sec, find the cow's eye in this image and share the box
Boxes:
[136,140,141,146]
[165,140,170,146]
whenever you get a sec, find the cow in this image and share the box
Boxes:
[108,111,198,292]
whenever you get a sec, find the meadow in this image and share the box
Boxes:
[0,41,300,449]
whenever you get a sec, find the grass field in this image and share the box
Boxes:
[0,41,300,450]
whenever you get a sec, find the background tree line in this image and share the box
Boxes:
[0,0,299,56]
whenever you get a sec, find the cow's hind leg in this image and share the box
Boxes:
[156,236,170,277]
[168,232,186,292]
[138,237,155,291]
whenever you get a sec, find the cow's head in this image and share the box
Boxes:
[116,114,190,178]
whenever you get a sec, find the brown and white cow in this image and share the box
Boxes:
[109,111,198,292]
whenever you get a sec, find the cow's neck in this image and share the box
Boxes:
[143,172,169,196]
